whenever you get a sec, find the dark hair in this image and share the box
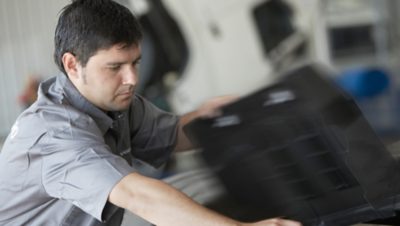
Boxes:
[54,0,143,74]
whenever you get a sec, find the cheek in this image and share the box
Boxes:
[88,68,122,94]
[99,76,122,94]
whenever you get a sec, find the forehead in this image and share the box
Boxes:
[90,43,141,62]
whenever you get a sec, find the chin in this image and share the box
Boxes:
[106,96,134,111]
[114,101,133,111]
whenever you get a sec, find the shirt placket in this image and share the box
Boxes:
[106,114,133,166]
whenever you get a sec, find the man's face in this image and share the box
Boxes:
[74,43,141,112]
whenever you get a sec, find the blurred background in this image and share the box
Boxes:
[2,0,400,146]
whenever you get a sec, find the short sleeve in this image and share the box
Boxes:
[129,95,179,167]
[41,121,135,221]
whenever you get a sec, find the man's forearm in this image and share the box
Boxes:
[110,173,240,226]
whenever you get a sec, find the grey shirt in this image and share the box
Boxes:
[0,74,179,226]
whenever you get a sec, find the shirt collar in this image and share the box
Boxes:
[55,73,114,135]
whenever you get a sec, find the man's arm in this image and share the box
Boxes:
[174,95,239,152]
[109,172,301,226]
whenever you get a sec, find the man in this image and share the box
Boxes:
[0,0,301,225]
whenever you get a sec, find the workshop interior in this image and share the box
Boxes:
[2,0,400,225]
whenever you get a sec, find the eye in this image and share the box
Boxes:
[108,65,121,72]
[133,59,141,67]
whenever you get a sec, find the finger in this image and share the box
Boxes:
[253,218,302,226]
[273,218,302,226]
[210,95,239,107]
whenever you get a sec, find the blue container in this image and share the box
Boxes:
[336,68,390,99]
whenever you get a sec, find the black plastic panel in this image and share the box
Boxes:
[184,65,400,226]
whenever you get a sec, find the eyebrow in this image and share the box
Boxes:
[106,55,142,66]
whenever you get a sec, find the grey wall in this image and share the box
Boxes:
[0,0,68,137]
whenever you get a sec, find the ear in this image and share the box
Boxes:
[62,52,81,81]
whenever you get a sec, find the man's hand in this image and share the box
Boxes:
[174,95,239,151]
[195,95,239,118]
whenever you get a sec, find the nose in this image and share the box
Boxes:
[122,66,138,86]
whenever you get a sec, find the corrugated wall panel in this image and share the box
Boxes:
[0,0,68,137]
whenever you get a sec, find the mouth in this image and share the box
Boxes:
[118,91,134,98]
[117,85,135,99]
[120,90,132,95]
